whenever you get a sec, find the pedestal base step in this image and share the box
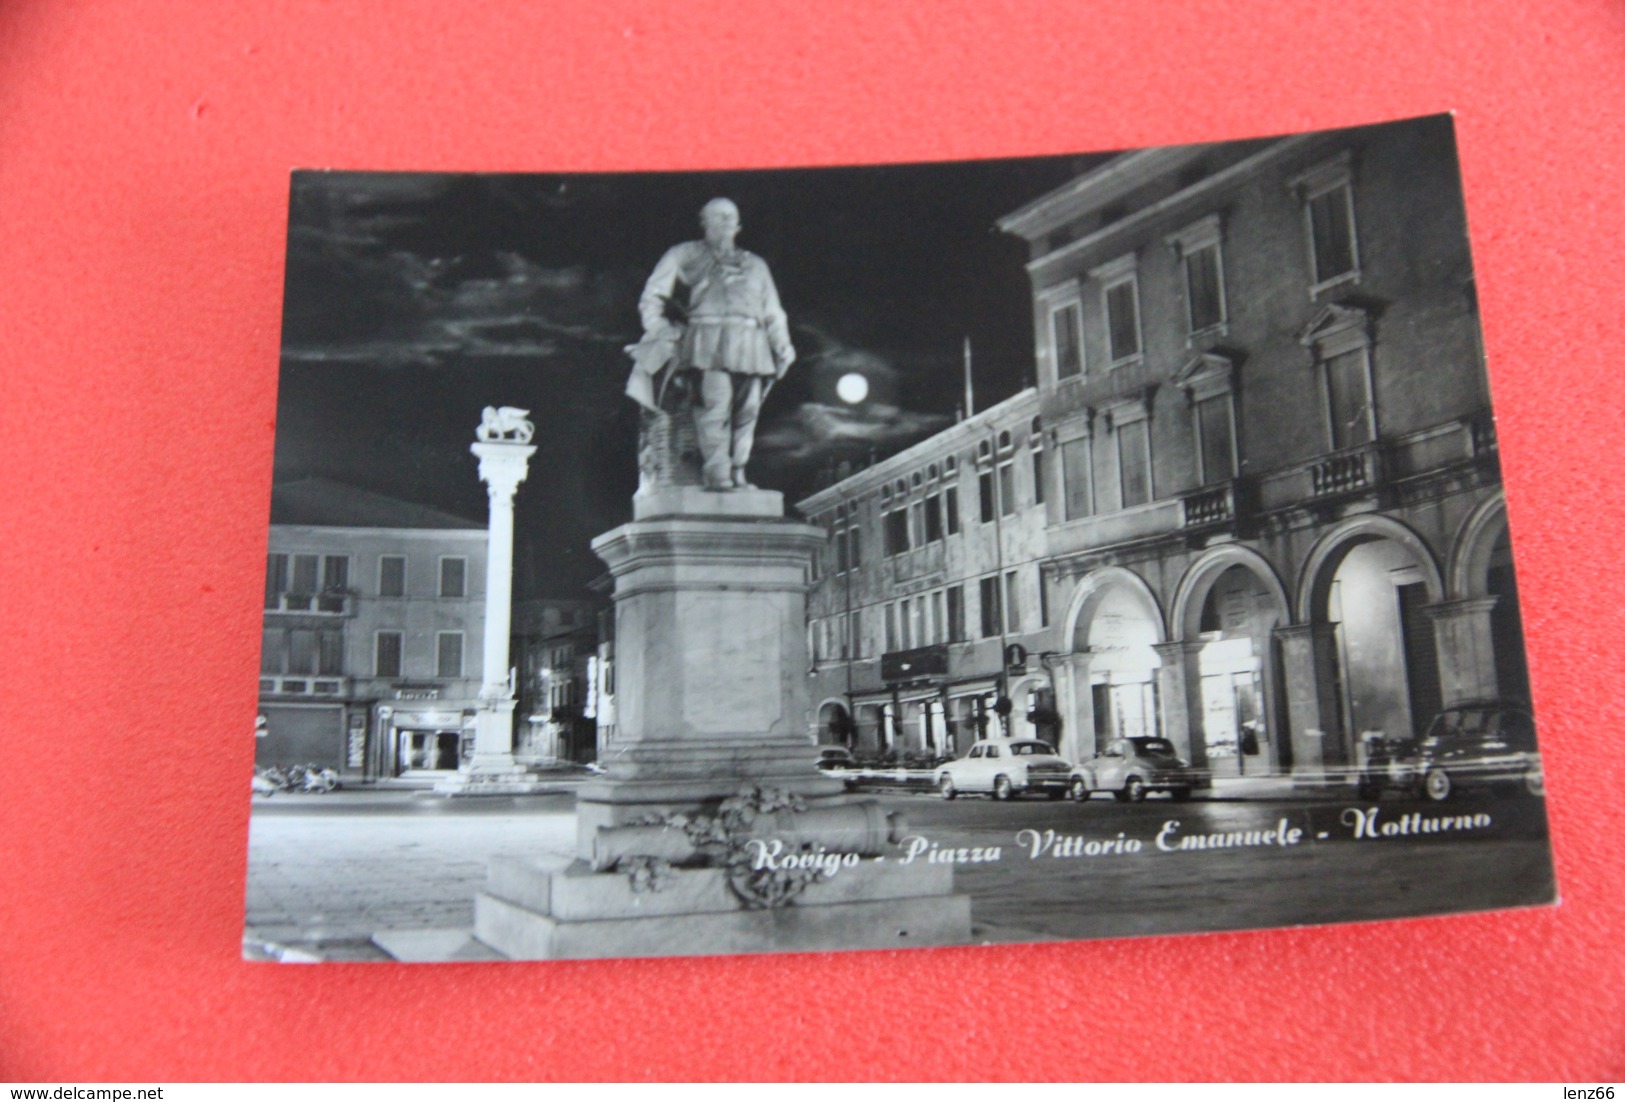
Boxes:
[432,771,557,796]
[475,889,971,960]
[473,855,973,959]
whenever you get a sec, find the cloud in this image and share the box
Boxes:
[755,400,951,464]
[281,247,628,368]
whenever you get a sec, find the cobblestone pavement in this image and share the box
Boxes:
[244,794,576,960]
[243,788,1554,960]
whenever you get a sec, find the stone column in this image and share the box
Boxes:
[1424,597,1501,706]
[436,427,545,795]
[1275,623,1346,779]
[1154,641,1208,767]
[1054,652,1093,763]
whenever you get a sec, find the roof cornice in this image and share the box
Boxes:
[796,387,1040,513]
[1021,135,1318,280]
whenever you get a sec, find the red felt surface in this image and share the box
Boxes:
[1,0,1622,1083]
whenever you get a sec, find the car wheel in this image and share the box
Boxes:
[1123,776,1147,803]
[1523,766,1545,798]
[1169,787,1192,802]
[992,775,1013,801]
[938,775,957,801]
[1070,777,1090,802]
[1423,768,1452,802]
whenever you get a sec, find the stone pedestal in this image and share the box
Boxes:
[474,490,974,958]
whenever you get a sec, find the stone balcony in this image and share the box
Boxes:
[259,674,350,698]
[1179,479,1254,537]
[265,591,353,616]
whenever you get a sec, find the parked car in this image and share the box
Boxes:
[1411,701,1543,801]
[1070,737,1211,802]
[935,739,1072,800]
[815,746,857,772]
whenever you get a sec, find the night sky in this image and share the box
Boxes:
[273,155,1104,597]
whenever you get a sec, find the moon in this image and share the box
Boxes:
[836,372,869,404]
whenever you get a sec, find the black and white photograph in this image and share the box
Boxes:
[246,113,1555,963]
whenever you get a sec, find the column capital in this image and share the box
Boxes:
[1153,639,1206,661]
[470,441,538,499]
[1422,596,1500,621]
[1274,621,1336,643]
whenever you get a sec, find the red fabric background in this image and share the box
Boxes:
[1,0,1621,1082]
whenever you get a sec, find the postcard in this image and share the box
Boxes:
[246,113,1555,962]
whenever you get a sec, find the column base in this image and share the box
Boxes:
[433,755,555,796]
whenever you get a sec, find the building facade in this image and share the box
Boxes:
[512,598,599,764]
[802,116,1527,779]
[258,478,489,778]
[799,387,1057,759]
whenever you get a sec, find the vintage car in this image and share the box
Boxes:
[1069,737,1211,802]
[1412,701,1543,801]
[814,745,857,771]
[935,739,1072,800]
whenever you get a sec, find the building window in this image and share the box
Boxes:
[1292,153,1360,295]
[998,460,1016,517]
[947,585,966,643]
[945,486,960,534]
[1167,214,1227,338]
[910,499,926,546]
[1325,348,1374,449]
[979,576,1002,639]
[1038,570,1050,627]
[379,555,406,598]
[1004,570,1021,634]
[1195,395,1237,483]
[439,557,467,599]
[837,613,849,659]
[923,493,943,542]
[1060,434,1094,520]
[1118,419,1152,507]
[1300,304,1377,452]
[885,603,899,652]
[291,554,319,597]
[1031,445,1045,506]
[851,609,864,659]
[1093,254,1142,366]
[376,631,403,678]
[978,469,995,523]
[264,554,287,609]
[931,590,946,645]
[908,600,924,650]
[1109,396,1154,509]
[884,508,910,556]
[1177,353,1239,485]
[436,632,464,678]
[1051,300,1084,380]
[265,552,348,612]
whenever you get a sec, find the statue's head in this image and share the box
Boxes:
[699,198,741,246]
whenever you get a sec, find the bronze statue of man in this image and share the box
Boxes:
[628,198,795,491]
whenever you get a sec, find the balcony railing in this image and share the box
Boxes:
[1181,482,1237,530]
[259,675,349,697]
[1308,443,1383,499]
[265,591,352,615]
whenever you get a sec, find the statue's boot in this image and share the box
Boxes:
[731,465,757,491]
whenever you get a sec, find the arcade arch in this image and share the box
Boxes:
[1171,548,1292,776]
[1060,568,1167,761]
[1295,516,1445,769]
